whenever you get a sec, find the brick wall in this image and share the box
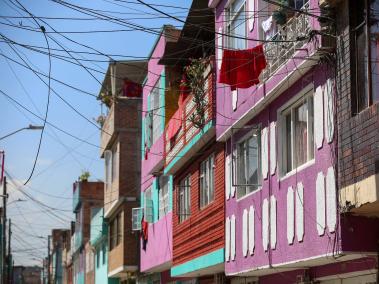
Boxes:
[336,0,379,190]
[78,182,104,245]
[173,141,225,266]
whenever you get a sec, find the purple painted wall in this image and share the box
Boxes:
[214,0,321,140]
[224,67,340,275]
[212,0,379,277]
[140,213,173,272]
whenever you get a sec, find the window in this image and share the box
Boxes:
[350,0,379,113]
[226,0,247,49]
[150,77,162,144]
[96,249,100,268]
[158,176,170,219]
[199,154,215,207]
[102,243,106,265]
[235,132,260,198]
[111,143,118,183]
[109,213,122,250]
[281,90,314,174]
[116,213,122,245]
[178,175,191,223]
[109,217,117,250]
[144,188,153,223]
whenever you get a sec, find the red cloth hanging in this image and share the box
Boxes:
[122,78,142,97]
[219,45,267,91]
[166,76,190,141]
[141,216,148,241]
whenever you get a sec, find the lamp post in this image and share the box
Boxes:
[0,125,44,141]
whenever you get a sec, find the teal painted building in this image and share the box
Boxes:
[90,207,119,284]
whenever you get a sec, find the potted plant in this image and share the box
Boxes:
[97,91,113,108]
[79,171,90,182]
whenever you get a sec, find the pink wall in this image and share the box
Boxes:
[141,31,166,191]
[140,213,173,272]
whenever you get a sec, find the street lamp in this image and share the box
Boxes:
[0,124,44,141]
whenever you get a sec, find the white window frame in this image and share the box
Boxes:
[199,154,215,208]
[150,77,162,144]
[226,0,247,50]
[279,86,314,177]
[178,175,191,223]
[158,176,170,219]
[111,143,118,184]
[132,207,143,231]
[144,187,153,223]
[234,129,261,199]
[104,150,112,191]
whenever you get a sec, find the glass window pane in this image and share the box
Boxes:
[286,113,292,173]
[294,102,308,167]
[308,96,314,160]
[247,136,259,193]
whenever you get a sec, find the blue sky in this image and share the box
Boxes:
[0,0,191,266]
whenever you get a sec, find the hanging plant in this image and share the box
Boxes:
[184,57,210,129]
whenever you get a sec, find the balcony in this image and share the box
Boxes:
[164,62,216,174]
[100,97,142,156]
[260,2,312,81]
[72,183,80,213]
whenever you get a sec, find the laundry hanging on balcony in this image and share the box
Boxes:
[166,76,190,141]
[122,78,142,97]
[141,215,148,250]
[219,45,267,91]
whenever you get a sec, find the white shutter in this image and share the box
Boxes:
[287,186,294,245]
[248,206,255,255]
[225,154,231,200]
[232,90,238,111]
[314,85,324,149]
[261,127,269,179]
[230,215,236,260]
[296,182,304,242]
[316,172,326,236]
[248,0,255,32]
[324,79,334,143]
[326,167,337,233]
[231,148,237,198]
[217,26,223,70]
[262,198,269,251]
[225,216,231,261]
[242,209,248,257]
[270,196,277,249]
[269,122,276,175]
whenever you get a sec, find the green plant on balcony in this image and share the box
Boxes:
[97,90,113,108]
[272,0,294,25]
[184,57,210,129]
[79,170,90,182]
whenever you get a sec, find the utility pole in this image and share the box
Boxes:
[47,235,51,284]
[2,177,7,284]
[7,219,10,284]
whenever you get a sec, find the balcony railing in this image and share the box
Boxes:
[261,1,311,80]
[164,62,215,168]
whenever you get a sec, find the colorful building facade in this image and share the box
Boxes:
[209,0,379,282]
